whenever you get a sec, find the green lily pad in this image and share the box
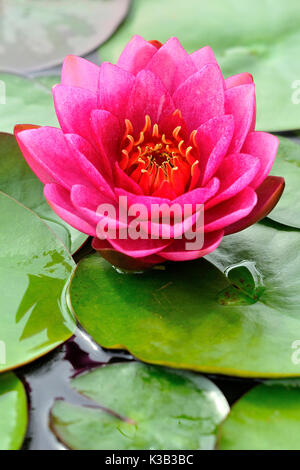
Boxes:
[99,0,300,132]
[0,191,76,372]
[268,136,300,229]
[0,74,59,133]
[0,132,87,253]
[219,380,300,450]
[50,362,229,450]
[0,373,28,450]
[70,220,300,378]
[0,0,130,74]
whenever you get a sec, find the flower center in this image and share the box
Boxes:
[119,110,200,196]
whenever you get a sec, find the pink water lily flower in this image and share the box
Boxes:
[16,36,284,269]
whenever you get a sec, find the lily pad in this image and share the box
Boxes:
[50,362,229,450]
[268,136,300,229]
[219,380,300,450]
[0,0,131,74]
[99,0,300,132]
[0,191,76,372]
[0,73,59,133]
[0,373,28,450]
[70,220,300,378]
[0,132,87,253]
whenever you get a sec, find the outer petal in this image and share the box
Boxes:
[15,124,54,185]
[173,64,225,132]
[159,230,224,261]
[61,55,100,92]
[65,134,115,199]
[44,183,96,236]
[205,153,260,209]
[98,62,135,123]
[196,115,235,186]
[90,110,121,171]
[225,84,256,153]
[117,35,157,75]
[15,126,94,190]
[108,237,172,259]
[225,72,253,89]
[126,70,175,133]
[92,238,163,269]
[225,176,285,235]
[146,37,197,94]
[204,187,258,232]
[190,46,218,70]
[242,132,279,189]
[53,85,97,143]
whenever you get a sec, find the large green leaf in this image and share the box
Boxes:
[50,362,229,450]
[268,136,300,229]
[0,373,28,450]
[99,0,300,132]
[0,73,59,133]
[0,0,130,74]
[0,191,76,372]
[219,380,300,450]
[70,220,300,378]
[0,132,87,253]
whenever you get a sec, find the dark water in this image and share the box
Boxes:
[18,325,258,450]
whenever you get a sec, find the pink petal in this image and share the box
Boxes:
[146,37,197,94]
[225,176,285,235]
[98,62,135,124]
[205,153,260,209]
[204,187,258,232]
[15,124,54,185]
[92,238,163,268]
[196,115,234,186]
[242,132,279,189]
[225,73,253,89]
[53,85,97,143]
[108,237,171,259]
[15,127,93,190]
[126,70,175,133]
[44,183,96,236]
[115,178,219,214]
[225,84,256,153]
[174,178,220,206]
[117,35,157,75]
[90,110,121,172]
[61,55,100,93]
[65,134,115,199]
[114,162,144,195]
[159,230,224,261]
[71,185,128,232]
[173,64,225,133]
[190,46,218,70]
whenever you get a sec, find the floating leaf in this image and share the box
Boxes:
[50,362,229,450]
[99,0,300,132]
[269,136,300,229]
[0,373,27,450]
[0,74,58,133]
[70,221,300,377]
[0,0,131,74]
[219,380,300,450]
[0,192,76,372]
[0,132,87,253]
